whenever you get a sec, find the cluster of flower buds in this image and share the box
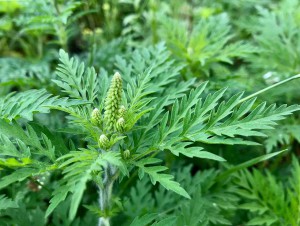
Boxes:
[99,134,111,150]
[123,149,130,159]
[118,105,126,118]
[91,72,127,132]
[116,117,125,132]
[104,72,123,132]
[92,72,130,151]
[116,105,127,132]
[91,108,102,127]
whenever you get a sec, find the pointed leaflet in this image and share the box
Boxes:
[165,142,225,161]
[0,89,87,121]
[135,158,190,199]
[46,150,128,219]
[0,195,18,210]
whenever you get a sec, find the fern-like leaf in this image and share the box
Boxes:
[46,148,127,220]
[54,49,103,103]
[134,158,190,199]
[0,89,86,121]
[0,195,18,210]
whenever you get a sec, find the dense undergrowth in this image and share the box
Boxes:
[0,0,300,225]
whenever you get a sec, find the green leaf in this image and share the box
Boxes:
[129,213,157,226]
[45,184,70,218]
[135,158,190,199]
[0,168,37,189]
[54,49,102,103]
[101,151,128,176]
[0,195,18,210]
[0,89,86,121]
[0,120,60,161]
[165,142,225,161]
[46,149,128,220]
[217,150,286,181]
[152,216,178,226]
[246,215,278,225]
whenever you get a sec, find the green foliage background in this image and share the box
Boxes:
[0,0,300,225]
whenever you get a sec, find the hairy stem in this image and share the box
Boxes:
[98,164,116,226]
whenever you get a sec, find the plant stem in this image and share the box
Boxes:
[98,164,116,226]
[239,74,300,104]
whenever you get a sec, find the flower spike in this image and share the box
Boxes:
[104,72,123,132]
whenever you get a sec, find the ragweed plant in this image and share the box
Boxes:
[0,44,299,226]
[234,156,300,226]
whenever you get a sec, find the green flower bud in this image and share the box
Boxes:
[99,134,110,150]
[104,72,123,131]
[118,105,126,118]
[116,117,125,132]
[91,108,102,127]
[123,149,130,159]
